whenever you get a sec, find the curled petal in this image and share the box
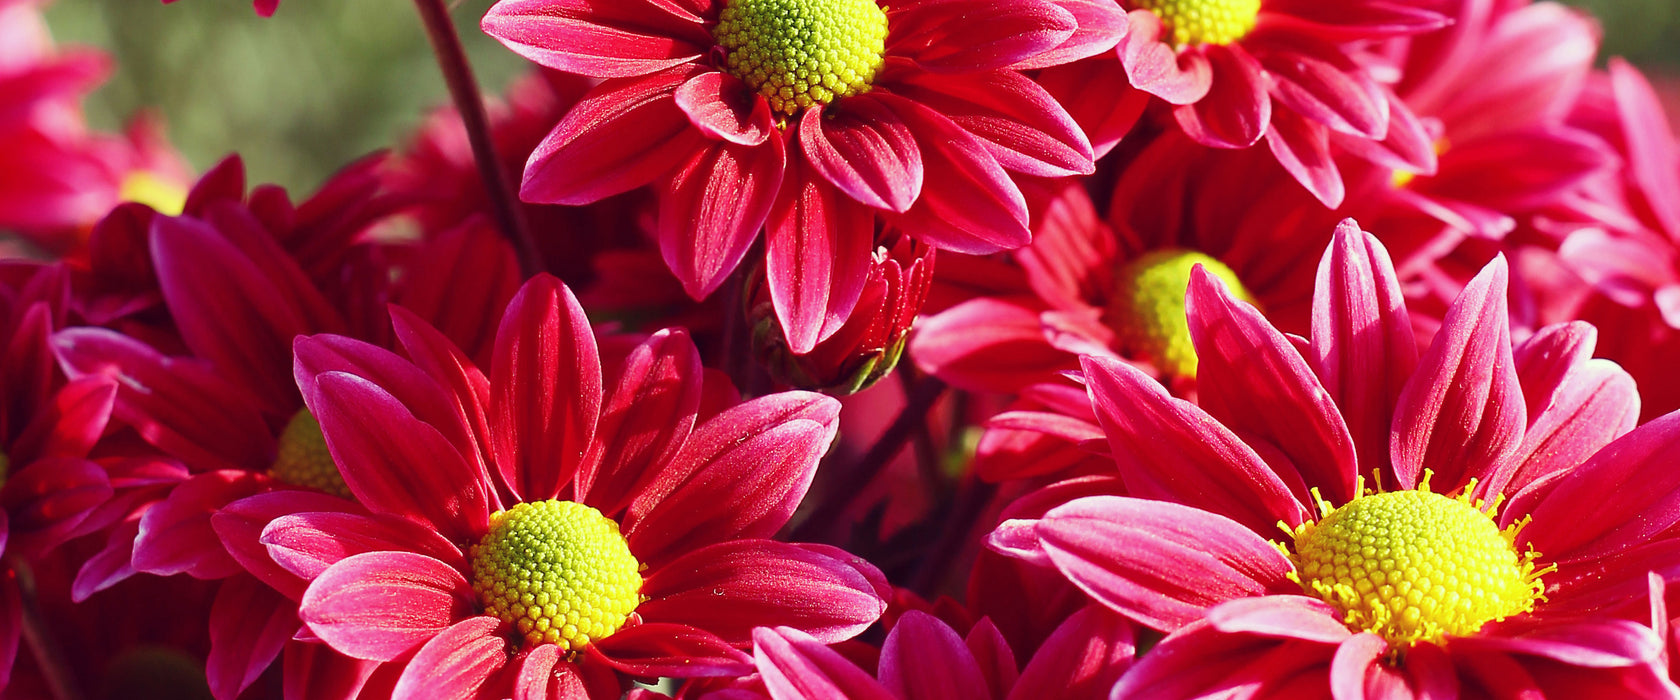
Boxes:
[799,96,922,213]
[299,551,475,662]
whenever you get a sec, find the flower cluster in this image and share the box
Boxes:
[2,0,1679,698]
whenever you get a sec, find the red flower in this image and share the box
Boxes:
[480,0,1127,354]
[258,274,888,697]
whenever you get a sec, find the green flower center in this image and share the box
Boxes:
[469,500,644,652]
[1285,476,1549,647]
[713,0,888,116]
[1109,249,1253,380]
[1132,0,1260,46]
[269,410,352,500]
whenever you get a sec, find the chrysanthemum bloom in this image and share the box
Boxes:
[251,274,889,697]
[480,0,1127,354]
[0,262,118,693]
[990,220,1680,696]
[911,134,1327,395]
[1057,0,1448,206]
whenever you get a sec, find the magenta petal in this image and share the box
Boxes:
[1390,256,1525,496]
[1520,410,1680,564]
[208,575,299,700]
[639,539,887,645]
[1188,266,1358,504]
[887,69,1094,178]
[1006,604,1135,700]
[799,96,922,213]
[625,391,838,561]
[673,71,773,146]
[1081,355,1308,534]
[1454,619,1666,669]
[752,626,895,700]
[883,94,1031,255]
[1611,59,1680,238]
[1265,105,1345,208]
[480,0,707,79]
[1117,10,1212,105]
[965,619,1019,700]
[395,222,520,365]
[300,551,474,662]
[1011,0,1130,69]
[909,297,1076,393]
[588,622,754,678]
[282,640,381,700]
[880,611,989,700]
[1,457,112,559]
[766,149,874,353]
[386,305,497,473]
[1205,595,1351,644]
[1035,58,1149,161]
[1311,220,1416,483]
[213,490,359,600]
[1032,496,1296,631]
[581,329,704,516]
[131,470,262,579]
[1252,33,1387,139]
[658,136,785,299]
[489,274,602,502]
[9,376,115,463]
[391,616,507,700]
[1506,356,1638,498]
[1331,87,1438,174]
[1172,44,1269,148]
[887,0,1075,73]
[260,510,467,584]
[521,68,705,206]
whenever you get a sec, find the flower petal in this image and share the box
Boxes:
[1,457,113,560]
[391,616,508,700]
[1206,595,1351,644]
[799,96,922,213]
[882,94,1030,255]
[1520,410,1680,565]
[212,490,359,600]
[766,147,874,353]
[658,136,785,300]
[581,329,704,517]
[752,626,895,700]
[260,509,468,585]
[1117,10,1212,105]
[887,0,1076,73]
[1171,44,1268,148]
[521,68,706,206]
[208,574,299,700]
[880,611,988,700]
[1264,105,1344,208]
[489,274,602,502]
[909,297,1077,394]
[1006,604,1135,700]
[299,551,475,662]
[886,69,1094,178]
[673,71,773,146]
[130,470,262,579]
[480,0,708,79]
[587,622,754,678]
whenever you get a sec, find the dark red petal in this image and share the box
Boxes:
[8,376,115,464]
[1033,57,1149,160]
[208,575,299,700]
[752,626,895,700]
[766,147,874,353]
[581,329,704,517]
[887,0,1076,73]
[879,611,989,700]
[882,95,1030,255]
[489,274,602,502]
[480,0,708,79]
[799,96,923,213]
[0,457,112,560]
[394,221,521,365]
[521,68,706,206]
[1006,604,1135,700]
[657,136,784,300]
[282,640,382,700]
[391,617,508,700]
[587,623,754,678]
[1172,44,1269,149]
[299,551,475,662]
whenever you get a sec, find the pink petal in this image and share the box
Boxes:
[208,575,299,700]
[626,392,839,564]
[1505,357,1638,499]
[887,0,1076,73]
[1250,32,1387,139]
[752,626,895,700]
[480,0,707,79]
[640,539,887,646]
[260,510,467,586]
[1454,619,1666,669]
[299,551,474,662]
[1188,266,1358,504]
[391,616,507,700]
[799,96,922,213]
[965,619,1019,700]
[212,490,359,600]
[1034,57,1149,161]
[885,69,1094,178]
[1110,617,1336,699]
[1390,256,1525,496]
[1172,44,1269,149]
[8,376,115,464]
[1610,59,1680,239]
[282,640,381,700]
[1330,87,1438,174]
[1117,10,1212,105]
[1205,595,1351,644]
[880,610,989,700]
[658,135,785,299]
[1011,0,1129,69]
[673,71,773,146]
[130,470,263,579]
[521,67,706,206]
[1081,355,1308,534]
[386,306,498,477]
[1311,220,1416,484]
[580,329,704,517]
[1264,104,1345,208]
[1006,603,1135,700]
[1025,496,1295,631]
[1519,410,1680,564]
[489,274,602,502]
[587,622,754,679]
[766,148,874,353]
[394,221,520,365]
[511,644,565,700]
[882,94,1030,254]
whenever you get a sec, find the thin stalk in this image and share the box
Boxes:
[10,559,84,700]
[412,0,542,277]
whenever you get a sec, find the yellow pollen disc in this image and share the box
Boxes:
[118,171,187,216]
[713,0,888,116]
[1131,0,1260,46]
[1109,249,1254,380]
[269,410,352,499]
[1283,476,1550,647]
[469,500,644,652]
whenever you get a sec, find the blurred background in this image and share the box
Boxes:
[41,0,1680,193]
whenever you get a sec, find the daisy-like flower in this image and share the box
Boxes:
[1078,0,1449,206]
[255,274,889,697]
[990,220,1680,696]
[479,0,1127,354]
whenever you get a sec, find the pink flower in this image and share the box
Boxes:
[479,0,1127,354]
[990,220,1680,696]
[257,274,889,697]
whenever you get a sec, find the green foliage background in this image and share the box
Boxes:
[43,0,1680,193]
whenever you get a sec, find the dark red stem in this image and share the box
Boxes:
[412,0,543,277]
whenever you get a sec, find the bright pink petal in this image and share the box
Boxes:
[1081,355,1308,534]
[1205,595,1351,644]
[1006,603,1135,700]
[886,69,1095,178]
[1117,10,1212,105]
[887,0,1076,73]
[1390,256,1525,496]
[1011,0,1129,69]
[1520,410,1680,564]
[673,71,773,146]
[581,329,704,517]
[260,510,467,584]
[883,94,1030,254]
[130,470,262,579]
[1264,105,1344,207]
[1610,59,1680,239]
[766,147,874,353]
[658,136,785,299]
[880,611,988,700]
[1250,32,1387,138]
[213,490,359,600]
[480,0,708,79]
[299,551,475,662]
[752,626,895,700]
[639,539,888,645]
[1110,617,1336,699]
[208,575,299,700]
[391,616,507,700]
[1172,44,1269,149]
[1506,356,1638,499]
[521,68,706,205]
[909,297,1076,393]
[489,274,602,502]
[1035,57,1149,161]
[1014,183,1116,310]
[799,96,922,213]
[1454,619,1666,669]
[587,622,754,678]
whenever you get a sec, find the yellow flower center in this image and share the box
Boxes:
[713,0,888,116]
[1109,249,1254,380]
[268,410,352,500]
[1284,475,1549,647]
[118,171,187,216]
[469,500,644,652]
[1131,0,1260,46]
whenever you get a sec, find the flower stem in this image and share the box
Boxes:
[9,559,84,700]
[412,0,542,277]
